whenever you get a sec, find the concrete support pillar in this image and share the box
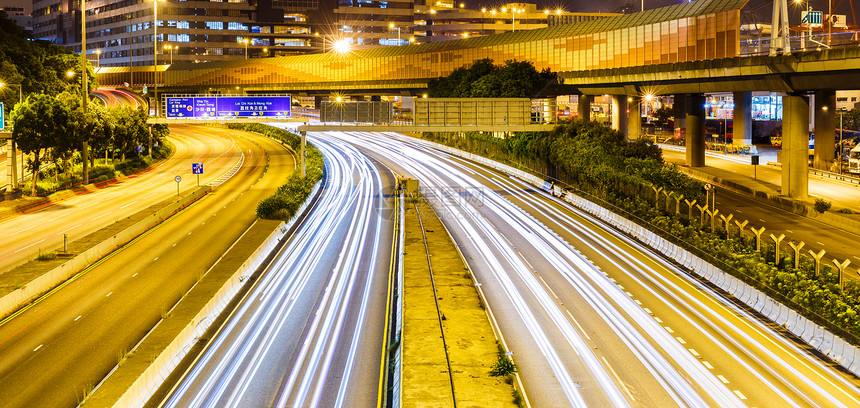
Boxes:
[370,95,381,102]
[577,94,592,121]
[611,95,627,132]
[813,90,836,170]
[782,94,809,199]
[314,96,323,109]
[686,94,706,167]
[732,91,752,146]
[627,96,642,140]
[673,94,687,133]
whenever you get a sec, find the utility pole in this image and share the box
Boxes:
[81,0,89,184]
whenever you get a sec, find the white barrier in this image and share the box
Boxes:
[416,137,860,377]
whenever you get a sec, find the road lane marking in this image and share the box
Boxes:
[14,239,46,253]
[106,292,113,297]
[717,375,730,384]
[654,317,663,323]
[733,390,747,400]
[625,291,633,297]
[602,356,636,402]
[74,315,81,322]
[758,218,766,222]
[90,212,111,221]
[132,273,138,278]
[817,241,825,246]
[517,251,534,270]
[57,224,82,235]
[120,200,138,209]
[688,348,699,356]
[172,244,176,247]
[702,361,714,369]
[154,257,159,261]
[10,224,38,236]
[676,337,686,344]
[33,344,43,352]
[566,311,591,340]
[634,299,642,305]
[786,229,793,233]
[643,308,652,314]
[664,326,674,333]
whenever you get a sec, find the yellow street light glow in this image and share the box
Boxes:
[463,33,469,38]
[556,9,562,14]
[422,94,428,98]
[66,70,75,77]
[481,7,486,12]
[332,39,351,53]
[645,94,654,101]
[409,37,416,43]
[389,23,395,28]
[459,3,464,8]
[336,96,343,102]
[491,9,496,15]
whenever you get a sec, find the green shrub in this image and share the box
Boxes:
[814,198,832,213]
[489,355,517,377]
[839,207,857,214]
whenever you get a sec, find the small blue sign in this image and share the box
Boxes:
[192,163,203,174]
[802,11,823,25]
[0,102,4,130]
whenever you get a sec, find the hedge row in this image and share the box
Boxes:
[418,121,860,344]
[226,124,324,220]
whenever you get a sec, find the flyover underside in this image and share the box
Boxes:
[162,80,432,96]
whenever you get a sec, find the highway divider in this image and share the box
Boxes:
[0,186,211,321]
[411,137,860,378]
[379,190,404,408]
[81,180,322,408]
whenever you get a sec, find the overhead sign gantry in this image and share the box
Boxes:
[165,96,292,119]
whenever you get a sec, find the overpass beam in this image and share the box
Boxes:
[814,90,836,171]
[782,93,809,199]
[577,95,592,121]
[627,96,642,140]
[686,94,706,167]
[732,91,752,146]
[611,95,627,133]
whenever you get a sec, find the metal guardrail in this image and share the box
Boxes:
[809,168,860,186]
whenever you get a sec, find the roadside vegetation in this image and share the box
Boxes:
[225,124,324,220]
[2,12,169,196]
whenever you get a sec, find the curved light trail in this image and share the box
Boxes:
[161,136,392,408]
[329,131,860,408]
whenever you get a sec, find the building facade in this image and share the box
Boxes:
[334,0,415,48]
[414,2,618,43]
[33,0,324,67]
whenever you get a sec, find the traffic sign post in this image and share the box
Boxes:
[192,163,203,186]
[175,175,181,196]
[1,102,4,130]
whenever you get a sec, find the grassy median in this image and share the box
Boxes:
[402,197,519,408]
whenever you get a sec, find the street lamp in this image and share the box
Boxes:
[389,23,401,45]
[163,45,175,64]
[153,0,165,116]
[0,83,23,106]
[239,38,249,59]
[95,49,101,68]
[333,39,351,54]
[839,107,846,173]
[263,47,268,57]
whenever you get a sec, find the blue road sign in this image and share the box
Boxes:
[166,96,292,118]
[0,102,4,130]
[192,163,203,174]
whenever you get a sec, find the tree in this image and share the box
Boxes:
[652,106,674,130]
[110,106,148,160]
[11,93,70,195]
[428,58,550,98]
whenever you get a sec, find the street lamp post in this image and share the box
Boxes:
[164,45,175,64]
[389,23,401,45]
[95,49,101,68]
[240,38,249,59]
[153,0,164,117]
[839,107,846,173]
[80,0,90,184]
[0,83,23,106]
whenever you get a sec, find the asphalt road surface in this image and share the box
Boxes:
[158,134,394,408]
[334,131,860,408]
[0,125,294,408]
[0,125,246,273]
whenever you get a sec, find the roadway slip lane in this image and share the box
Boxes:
[0,128,293,408]
[159,136,394,408]
[0,125,243,273]
[336,131,860,407]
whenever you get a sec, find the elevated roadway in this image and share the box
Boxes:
[333,131,860,407]
[0,126,294,408]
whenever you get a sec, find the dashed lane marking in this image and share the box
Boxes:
[702,361,713,369]
[74,316,81,322]
[717,375,730,384]
[33,345,43,352]
[733,390,747,400]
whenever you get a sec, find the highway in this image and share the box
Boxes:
[0,125,293,408]
[331,131,860,408]
[0,125,244,273]
[158,135,393,407]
